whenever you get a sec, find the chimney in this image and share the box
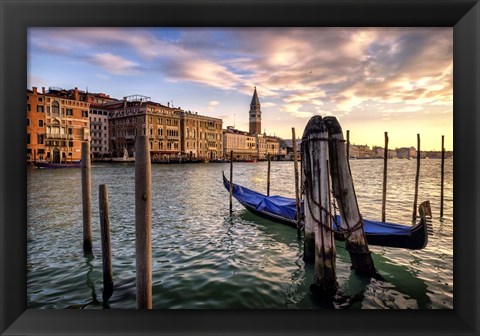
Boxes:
[123,96,127,108]
[42,87,45,94]
[74,87,79,101]
[32,87,37,94]
[167,102,170,107]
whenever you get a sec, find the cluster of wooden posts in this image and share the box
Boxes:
[245,115,446,298]
[300,116,376,296]
[81,135,152,309]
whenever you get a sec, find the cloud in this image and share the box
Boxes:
[208,100,220,112]
[162,59,243,90]
[29,27,452,126]
[90,53,140,75]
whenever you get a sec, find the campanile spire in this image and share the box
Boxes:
[249,86,261,134]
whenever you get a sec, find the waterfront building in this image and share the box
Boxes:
[282,139,302,160]
[27,87,90,163]
[179,110,223,160]
[396,147,416,159]
[89,104,111,157]
[349,144,373,158]
[76,90,120,158]
[223,126,258,161]
[256,134,286,160]
[106,95,181,159]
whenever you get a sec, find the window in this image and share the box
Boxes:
[39,120,44,127]
[66,109,73,116]
[38,97,43,102]
[37,105,44,113]
[82,110,88,118]
[38,134,44,144]
[27,104,31,111]
[27,134,30,144]
[27,119,30,126]
[52,101,60,115]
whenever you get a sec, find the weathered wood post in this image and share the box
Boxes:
[99,184,113,303]
[135,135,152,309]
[81,141,93,254]
[302,116,337,296]
[292,128,301,235]
[440,135,445,218]
[346,130,350,159]
[267,153,271,196]
[382,132,389,222]
[229,150,234,215]
[324,116,376,276]
[412,134,421,223]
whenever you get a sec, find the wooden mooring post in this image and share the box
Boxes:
[412,134,421,223]
[81,141,93,254]
[302,116,337,296]
[229,150,234,215]
[440,135,445,218]
[99,184,113,303]
[324,117,376,276]
[267,153,271,196]
[381,132,389,222]
[346,130,350,159]
[292,128,301,235]
[135,135,152,309]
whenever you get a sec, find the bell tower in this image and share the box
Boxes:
[249,86,261,134]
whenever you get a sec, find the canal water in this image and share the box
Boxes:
[27,159,453,309]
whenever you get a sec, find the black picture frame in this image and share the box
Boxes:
[1,0,478,335]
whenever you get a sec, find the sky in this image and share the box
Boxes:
[28,27,453,151]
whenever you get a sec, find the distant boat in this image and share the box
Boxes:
[111,148,135,162]
[33,161,81,169]
[222,172,431,250]
[209,158,230,163]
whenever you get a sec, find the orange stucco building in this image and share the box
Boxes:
[27,87,90,163]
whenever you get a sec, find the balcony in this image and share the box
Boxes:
[46,133,72,140]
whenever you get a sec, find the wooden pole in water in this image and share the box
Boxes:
[292,128,301,235]
[267,153,271,196]
[302,116,337,296]
[81,141,92,254]
[230,150,234,215]
[99,184,113,303]
[381,132,389,222]
[412,134,421,223]
[135,135,152,309]
[324,117,376,276]
[440,135,445,218]
[346,130,350,160]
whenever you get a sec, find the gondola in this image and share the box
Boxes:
[222,173,431,250]
[33,161,81,169]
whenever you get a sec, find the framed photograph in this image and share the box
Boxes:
[1,0,479,335]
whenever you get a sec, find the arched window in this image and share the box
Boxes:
[52,100,60,115]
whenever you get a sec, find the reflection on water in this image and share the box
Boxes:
[27,159,453,309]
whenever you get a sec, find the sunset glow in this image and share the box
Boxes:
[28,27,453,151]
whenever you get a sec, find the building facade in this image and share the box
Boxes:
[256,134,285,160]
[80,91,119,158]
[223,126,257,161]
[27,87,90,163]
[107,95,181,159]
[180,111,223,160]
